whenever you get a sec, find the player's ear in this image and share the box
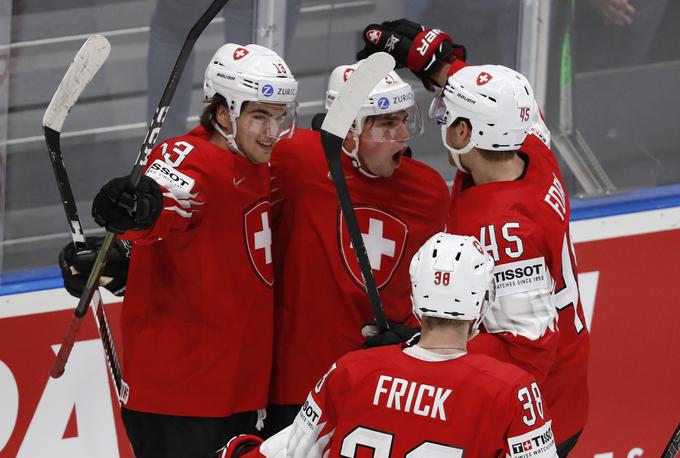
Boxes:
[215,104,233,134]
[343,128,357,152]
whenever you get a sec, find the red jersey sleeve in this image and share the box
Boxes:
[285,361,340,456]
[121,137,207,243]
[504,374,558,457]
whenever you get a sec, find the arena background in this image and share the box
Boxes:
[0,1,678,456]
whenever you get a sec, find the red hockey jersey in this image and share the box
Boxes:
[120,126,273,417]
[242,345,557,457]
[446,134,589,442]
[269,128,449,405]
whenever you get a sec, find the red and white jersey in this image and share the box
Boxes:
[446,134,589,442]
[269,128,449,405]
[120,126,273,417]
[243,345,557,458]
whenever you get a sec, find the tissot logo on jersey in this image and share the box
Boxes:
[243,199,273,287]
[338,206,408,290]
[508,421,555,457]
[494,257,549,297]
[146,159,195,193]
[295,393,323,434]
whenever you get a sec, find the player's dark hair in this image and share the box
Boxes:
[200,93,229,133]
[452,117,517,161]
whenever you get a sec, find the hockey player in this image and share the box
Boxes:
[222,233,558,458]
[357,20,589,456]
[264,62,450,433]
[79,43,298,458]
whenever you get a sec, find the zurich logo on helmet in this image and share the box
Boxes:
[262,84,274,97]
[377,97,390,109]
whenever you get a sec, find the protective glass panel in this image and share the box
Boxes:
[544,0,680,196]
[0,0,10,280]
[2,0,257,276]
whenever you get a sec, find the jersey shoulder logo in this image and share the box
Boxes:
[243,199,273,287]
[338,206,408,290]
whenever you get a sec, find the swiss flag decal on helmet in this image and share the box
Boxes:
[343,68,355,82]
[244,199,273,287]
[476,71,493,86]
[339,206,408,290]
[233,47,249,60]
[366,29,383,45]
[473,239,485,255]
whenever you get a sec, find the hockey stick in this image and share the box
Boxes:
[42,35,129,401]
[662,422,680,458]
[50,0,229,380]
[320,52,395,332]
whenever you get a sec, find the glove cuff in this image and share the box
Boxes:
[406,29,455,73]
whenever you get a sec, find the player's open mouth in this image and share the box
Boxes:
[392,148,406,165]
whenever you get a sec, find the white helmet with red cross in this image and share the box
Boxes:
[325,61,423,174]
[409,232,496,335]
[204,43,298,151]
[429,64,535,172]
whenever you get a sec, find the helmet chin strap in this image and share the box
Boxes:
[440,125,474,174]
[212,119,245,158]
[342,129,379,179]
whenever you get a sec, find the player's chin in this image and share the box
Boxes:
[254,138,275,162]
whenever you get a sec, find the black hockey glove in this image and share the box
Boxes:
[357,18,466,91]
[361,321,421,348]
[92,175,163,234]
[58,236,132,298]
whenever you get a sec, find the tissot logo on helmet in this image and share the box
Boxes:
[233,47,249,60]
[476,71,493,86]
[366,29,383,45]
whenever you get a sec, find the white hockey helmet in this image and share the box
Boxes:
[325,61,423,173]
[429,64,534,172]
[409,232,496,335]
[204,43,298,152]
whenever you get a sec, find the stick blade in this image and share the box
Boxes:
[320,52,395,138]
[43,35,111,132]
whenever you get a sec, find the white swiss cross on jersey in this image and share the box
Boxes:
[244,199,273,287]
[339,206,408,289]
